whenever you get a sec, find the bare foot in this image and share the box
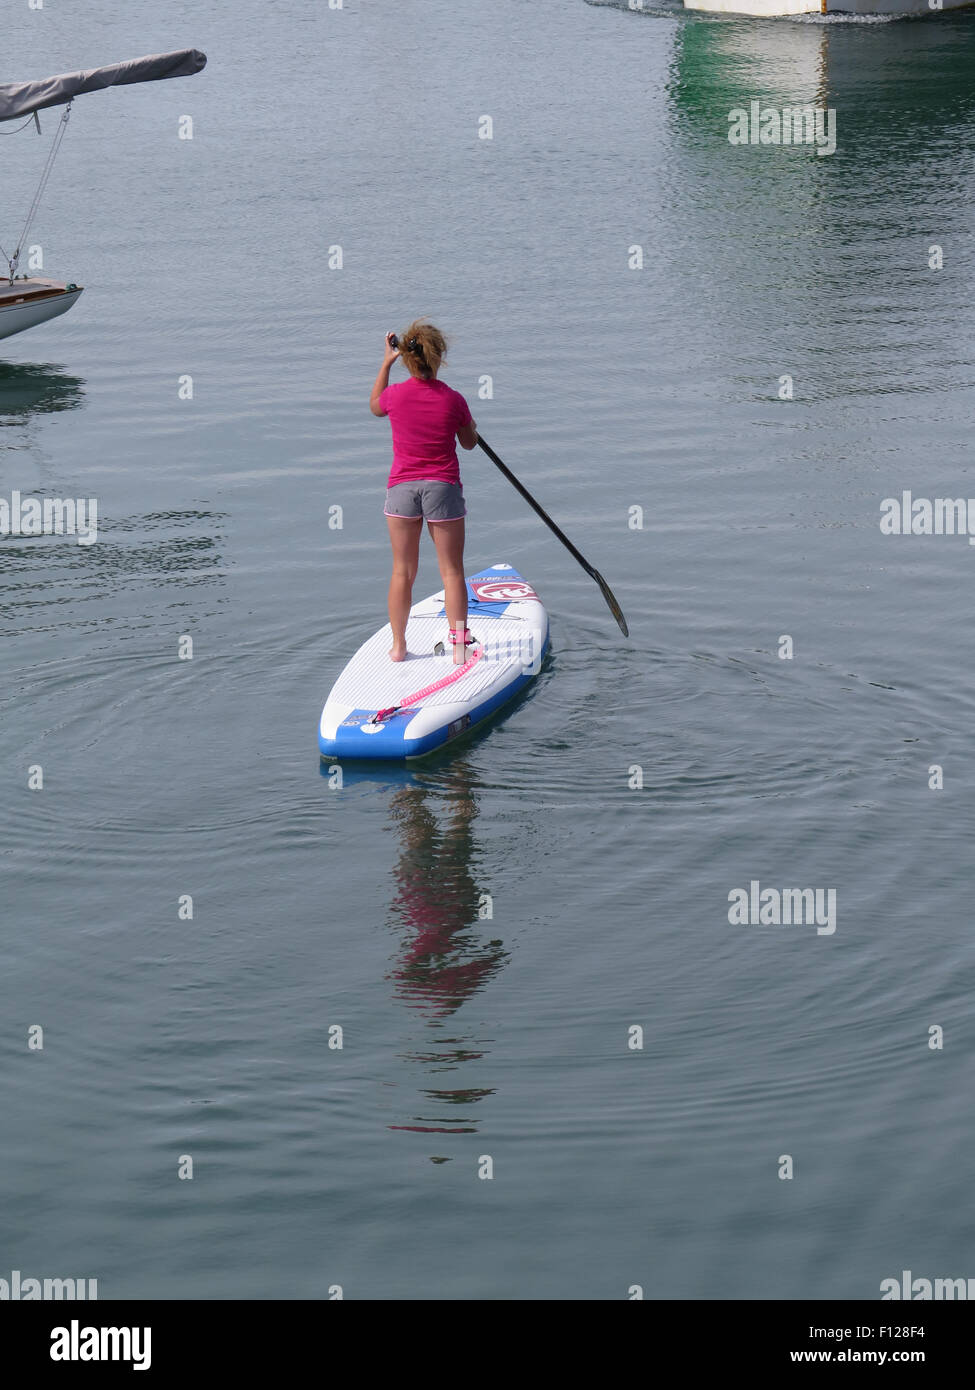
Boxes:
[389,644,407,662]
[453,640,469,665]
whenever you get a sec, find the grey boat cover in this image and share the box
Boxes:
[0,48,206,122]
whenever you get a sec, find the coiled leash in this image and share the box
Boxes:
[372,631,481,725]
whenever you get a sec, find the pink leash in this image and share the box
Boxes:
[373,645,483,725]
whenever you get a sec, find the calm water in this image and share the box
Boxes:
[3,0,975,1300]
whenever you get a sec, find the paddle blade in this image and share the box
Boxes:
[591,568,628,637]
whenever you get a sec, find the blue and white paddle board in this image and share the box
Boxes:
[319,564,549,760]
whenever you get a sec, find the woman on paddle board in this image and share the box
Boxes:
[370,321,478,663]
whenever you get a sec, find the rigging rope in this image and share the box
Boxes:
[1,102,72,280]
[0,114,40,136]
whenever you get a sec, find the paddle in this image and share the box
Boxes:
[476,436,629,637]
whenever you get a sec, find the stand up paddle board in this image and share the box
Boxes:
[319,564,549,760]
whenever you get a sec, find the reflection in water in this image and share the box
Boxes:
[0,361,85,422]
[384,761,508,1144]
[0,509,228,633]
[658,17,975,404]
[669,14,975,144]
[671,16,828,124]
[0,362,86,485]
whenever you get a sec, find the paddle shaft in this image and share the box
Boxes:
[476,435,628,636]
[477,438,592,566]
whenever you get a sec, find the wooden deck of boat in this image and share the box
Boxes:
[0,278,79,304]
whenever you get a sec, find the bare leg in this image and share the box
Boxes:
[428,518,468,662]
[386,515,422,661]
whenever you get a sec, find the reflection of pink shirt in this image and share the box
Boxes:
[380,377,473,487]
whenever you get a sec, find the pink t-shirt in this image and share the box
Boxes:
[379,376,473,487]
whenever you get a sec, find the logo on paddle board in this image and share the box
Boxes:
[470,579,538,604]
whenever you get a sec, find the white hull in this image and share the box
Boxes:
[684,0,973,14]
[685,0,818,11]
[0,278,83,342]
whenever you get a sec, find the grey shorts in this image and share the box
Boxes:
[385,479,466,522]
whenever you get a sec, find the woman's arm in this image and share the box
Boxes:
[457,419,478,450]
[369,333,400,416]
